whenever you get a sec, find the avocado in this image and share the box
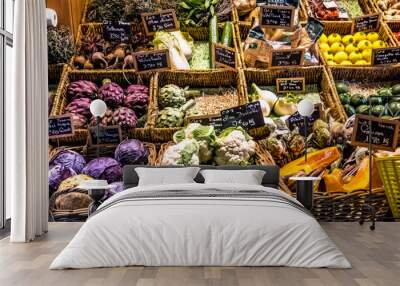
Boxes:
[336,82,349,94]
[350,94,367,106]
[344,104,355,116]
[339,93,350,105]
[356,105,369,115]
[372,105,385,116]
[391,84,400,95]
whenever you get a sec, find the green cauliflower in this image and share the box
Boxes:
[161,139,200,165]
[214,127,256,166]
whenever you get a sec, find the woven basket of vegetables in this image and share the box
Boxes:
[242,66,347,125]
[318,20,397,67]
[369,0,400,25]
[154,124,291,193]
[304,0,375,23]
[50,69,155,145]
[150,69,247,142]
[386,21,400,45]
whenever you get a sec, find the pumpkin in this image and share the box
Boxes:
[281,147,341,177]
[343,157,382,192]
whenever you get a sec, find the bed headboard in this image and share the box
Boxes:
[123,165,280,190]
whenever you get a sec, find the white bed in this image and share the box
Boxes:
[50,166,350,269]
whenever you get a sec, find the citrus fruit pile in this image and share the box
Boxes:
[318,31,388,65]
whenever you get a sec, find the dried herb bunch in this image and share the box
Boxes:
[178,0,232,27]
[47,26,75,65]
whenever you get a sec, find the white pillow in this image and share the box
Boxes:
[136,167,200,186]
[200,169,265,185]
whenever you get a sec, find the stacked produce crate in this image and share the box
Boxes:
[47,0,400,221]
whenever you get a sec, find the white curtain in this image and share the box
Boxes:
[8,0,48,242]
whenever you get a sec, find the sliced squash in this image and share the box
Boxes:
[323,168,345,193]
[343,157,382,192]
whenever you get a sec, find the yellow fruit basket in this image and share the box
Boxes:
[318,20,397,67]
[375,154,400,219]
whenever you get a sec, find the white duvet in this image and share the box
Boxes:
[50,183,351,269]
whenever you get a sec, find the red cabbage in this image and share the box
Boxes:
[82,157,122,183]
[48,164,77,193]
[49,149,86,173]
[114,139,148,166]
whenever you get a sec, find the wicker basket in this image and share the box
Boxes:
[150,69,247,142]
[48,63,68,85]
[319,20,397,66]
[375,155,400,219]
[242,66,347,125]
[156,141,292,194]
[368,0,400,28]
[387,21,400,46]
[50,69,155,145]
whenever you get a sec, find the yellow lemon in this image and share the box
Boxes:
[319,33,328,44]
[330,42,345,53]
[327,60,337,65]
[353,32,367,43]
[362,49,372,61]
[334,51,348,64]
[355,60,369,65]
[367,32,380,42]
[372,40,387,49]
[319,42,330,53]
[340,60,353,65]
[357,40,372,51]
[342,35,355,45]
[328,33,342,45]
[323,51,334,61]
[349,51,363,63]
[345,43,358,54]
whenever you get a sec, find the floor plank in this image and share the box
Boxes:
[0,222,399,286]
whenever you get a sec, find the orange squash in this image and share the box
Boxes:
[343,157,382,192]
[281,147,341,177]
[323,168,345,193]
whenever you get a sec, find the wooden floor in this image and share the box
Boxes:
[0,222,399,286]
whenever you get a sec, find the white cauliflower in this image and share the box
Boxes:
[161,139,200,165]
[214,128,256,166]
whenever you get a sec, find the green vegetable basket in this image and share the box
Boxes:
[375,155,400,219]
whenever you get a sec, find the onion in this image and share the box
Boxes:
[91,52,108,68]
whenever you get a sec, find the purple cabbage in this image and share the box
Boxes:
[114,139,148,166]
[105,181,124,199]
[49,150,86,173]
[82,157,122,183]
[48,164,77,193]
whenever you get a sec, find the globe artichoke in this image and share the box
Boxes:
[68,80,98,100]
[159,84,186,109]
[65,98,92,119]
[70,113,88,129]
[89,108,115,127]
[113,107,137,129]
[124,84,149,116]
[98,79,124,107]
[156,99,195,128]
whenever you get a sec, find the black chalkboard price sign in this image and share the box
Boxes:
[286,104,322,136]
[103,21,131,43]
[49,115,74,139]
[141,9,179,36]
[259,5,295,29]
[270,48,304,68]
[351,114,399,151]
[276,77,305,93]
[133,49,171,72]
[221,102,265,130]
[372,47,400,66]
[213,43,237,70]
[352,13,380,33]
[88,125,122,146]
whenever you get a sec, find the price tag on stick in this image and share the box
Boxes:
[351,114,399,151]
[260,5,295,29]
[88,125,122,146]
[132,49,171,72]
[352,13,380,33]
[212,43,237,70]
[141,9,179,36]
[276,77,305,93]
[49,115,75,139]
[269,48,304,68]
[372,47,400,66]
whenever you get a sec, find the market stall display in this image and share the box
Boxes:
[305,0,375,21]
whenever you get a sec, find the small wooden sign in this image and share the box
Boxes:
[286,104,322,136]
[88,125,122,146]
[141,9,179,36]
[276,77,305,93]
[351,114,399,151]
[103,21,131,43]
[372,47,400,66]
[260,5,295,29]
[352,13,380,33]
[186,114,223,134]
[49,115,75,139]
[212,43,237,70]
[221,101,265,130]
[306,17,324,42]
[269,48,304,68]
[132,49,171,72]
